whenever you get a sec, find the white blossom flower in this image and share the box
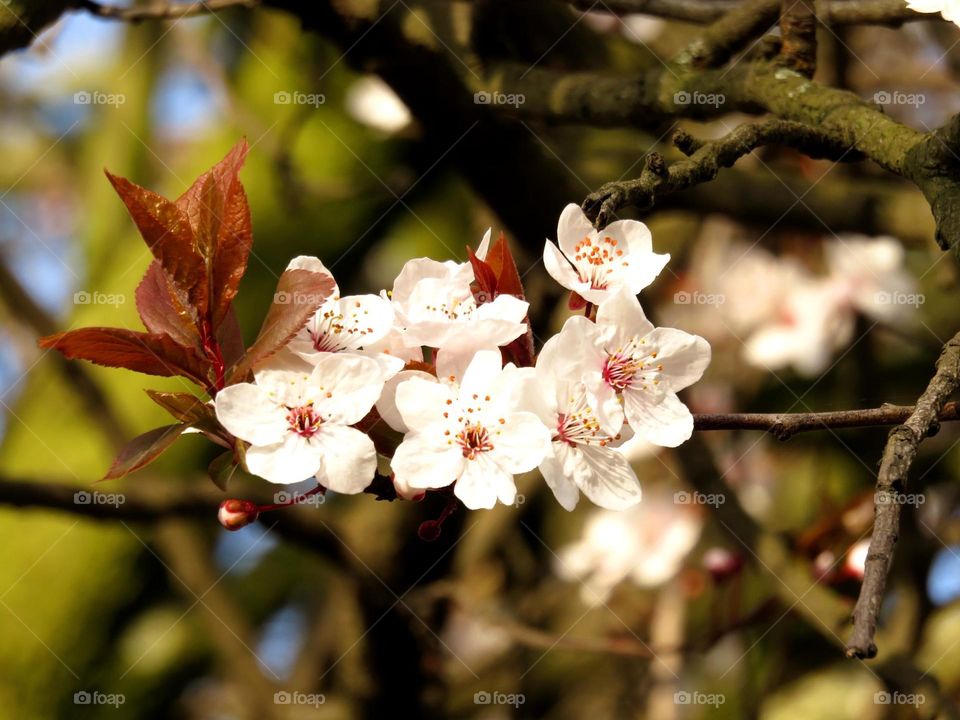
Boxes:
[541,289,710,447]
[556,493,703,604]
[389,233,528,352]
[824,234,917,325]
[284,256,406,377]
[528,345,642,511]
[214,353,385,492]
[905,0,960,25]
[543,203,669,305]
[391,350,551,509]
[743,279,853,377]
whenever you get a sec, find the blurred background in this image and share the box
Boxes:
[2,1,960,718]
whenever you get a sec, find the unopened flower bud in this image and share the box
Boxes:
[218,499,260,531]
[702,547,743,583]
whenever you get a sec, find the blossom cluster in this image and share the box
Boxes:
[668,230,917,377]
[215,204,711,512]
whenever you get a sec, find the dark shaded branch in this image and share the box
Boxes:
[567,0,934,27]
[779,0,817,77]
[583,120,853,226]
[694,401,960,439]
[680,0,779,68]
[846,331,960,659]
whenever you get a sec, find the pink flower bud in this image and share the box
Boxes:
[218,499,260,531]
[702,547,743,583]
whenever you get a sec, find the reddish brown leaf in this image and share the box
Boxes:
[40,328,210,385]
[488,232,526,300]
[103,424,187,480]
[467,245,498,301]
[226,267,335,383]
[208,450,239,491]
[215,303,246,368]
[135,260,200,348]
[105,171,208,317]
[145,390,209,424]
[176,140,252,328]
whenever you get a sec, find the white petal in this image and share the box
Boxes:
[392,433,464,489]
[252,362,314,407]
[536,315,606,381]
[476,228,492,260]
[435,348,480,384]
[646,327,711,392]
[245,433,323,484]
[476,293,529,324]
[596,289,654,348]
[313,425,377,493]
[454,455,516,509]
[395,376,456,433]
[391,257,469,306]
[215,383,287,445]
[571,444,642,510]
[489,411,552,474]
[623,390,693,447]
[539,450,582,511]
[310,353,387,425]
[556,203,596,259]
[543,240,586,294]
[459,350,505,401]
[376,369,436,433]
[620,251,671,295]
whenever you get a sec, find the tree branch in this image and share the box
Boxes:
[583,120,855,226]
[846,330,960,659]
[680,0,779,68]
[779,0,817,77]
[694,401,960,439]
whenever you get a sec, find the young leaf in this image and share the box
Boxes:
[487,232,526,300]
[40,328,210,385]
[103,424,188,480]
[227,267,335,383]
[175,140,252,328]
[145,390,209,424]
[105,171,209,317]
[135,260,200,348]
[207,450,238,491]
[467,245,498,300]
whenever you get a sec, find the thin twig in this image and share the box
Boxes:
[846,331,960,659]
[693,402,960,439]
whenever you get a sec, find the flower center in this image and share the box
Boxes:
[457,422,493,460]
[286,404,323,438]
[573,235,627,290]
[309,301,375,352]
[602,337,662,392]
[555,387,611,447]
